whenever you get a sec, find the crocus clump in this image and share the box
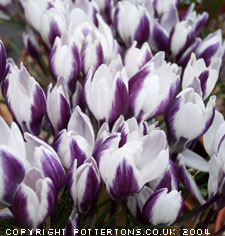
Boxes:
[0,0,224,233]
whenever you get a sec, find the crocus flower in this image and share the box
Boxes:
[141,188,183,225]
[84,62,129,126]
[182,53,221,100]
[127,186,183,226]
[81,29,104,75]
[49,33,81,94]
[40,7,67,47]
[113,1,150,46]
[99,129,169,200]
[3,61,46,135]
[124,41,152,79]
[129,52,180,122]
[19,0,49,32]
[165,88,215,153]
[153,0,177,16]
[54,106,95,169]
[24,132,67,192]
[170,5,208,59]
[11,168,56,230]
[46,76,71,134]
[196,29,225,67]
[67,158,100,213]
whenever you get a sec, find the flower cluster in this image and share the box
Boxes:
[0,0,224,233]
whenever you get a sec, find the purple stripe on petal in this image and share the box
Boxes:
[178,159,204,203]
[199,70,209,98]
[66,209,80,236]
[110,159,140,200]
[198,43,220,67]
[164,97,180,147]
[177,38,201,67]
[68,45,80,94]
[53,129,64,152]
[148,76,180,120]
[93,134,118,165]
[67,164,74,195]
[217,134,225,154]
[41,149,66,191]
[49,21,61,46]
[49,44,57,80]
[118,124,128,147]
[30,85,46,135]
[96,43,104,71]
[70,139,86,167]
[113,7,119,34]
[56,94,71,133]
[134,14,150,46]
[27,39,39,60]
[180,3,194,20]
[79,165,100,212]
[153,23,169,52]
[175,30,194,62]
[155,160,178,192]
[0,41,6,83]
[109,77,129,127]
[1,150,25,205]
[11,185,33,229]
[128,68,149,117]
[194,12,208,38]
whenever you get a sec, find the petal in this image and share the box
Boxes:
[76,158,100,212]
[203,110,224,156]
[0,146,25,206]
[178,157,205,204]
[179,149,209,172]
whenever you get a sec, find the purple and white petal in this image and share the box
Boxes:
[46,76,71,134]
[179,149,209,172]
[165,88,216,152]
[0,146,25,206]
[203,110,225,156]
[178,156,205,204]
